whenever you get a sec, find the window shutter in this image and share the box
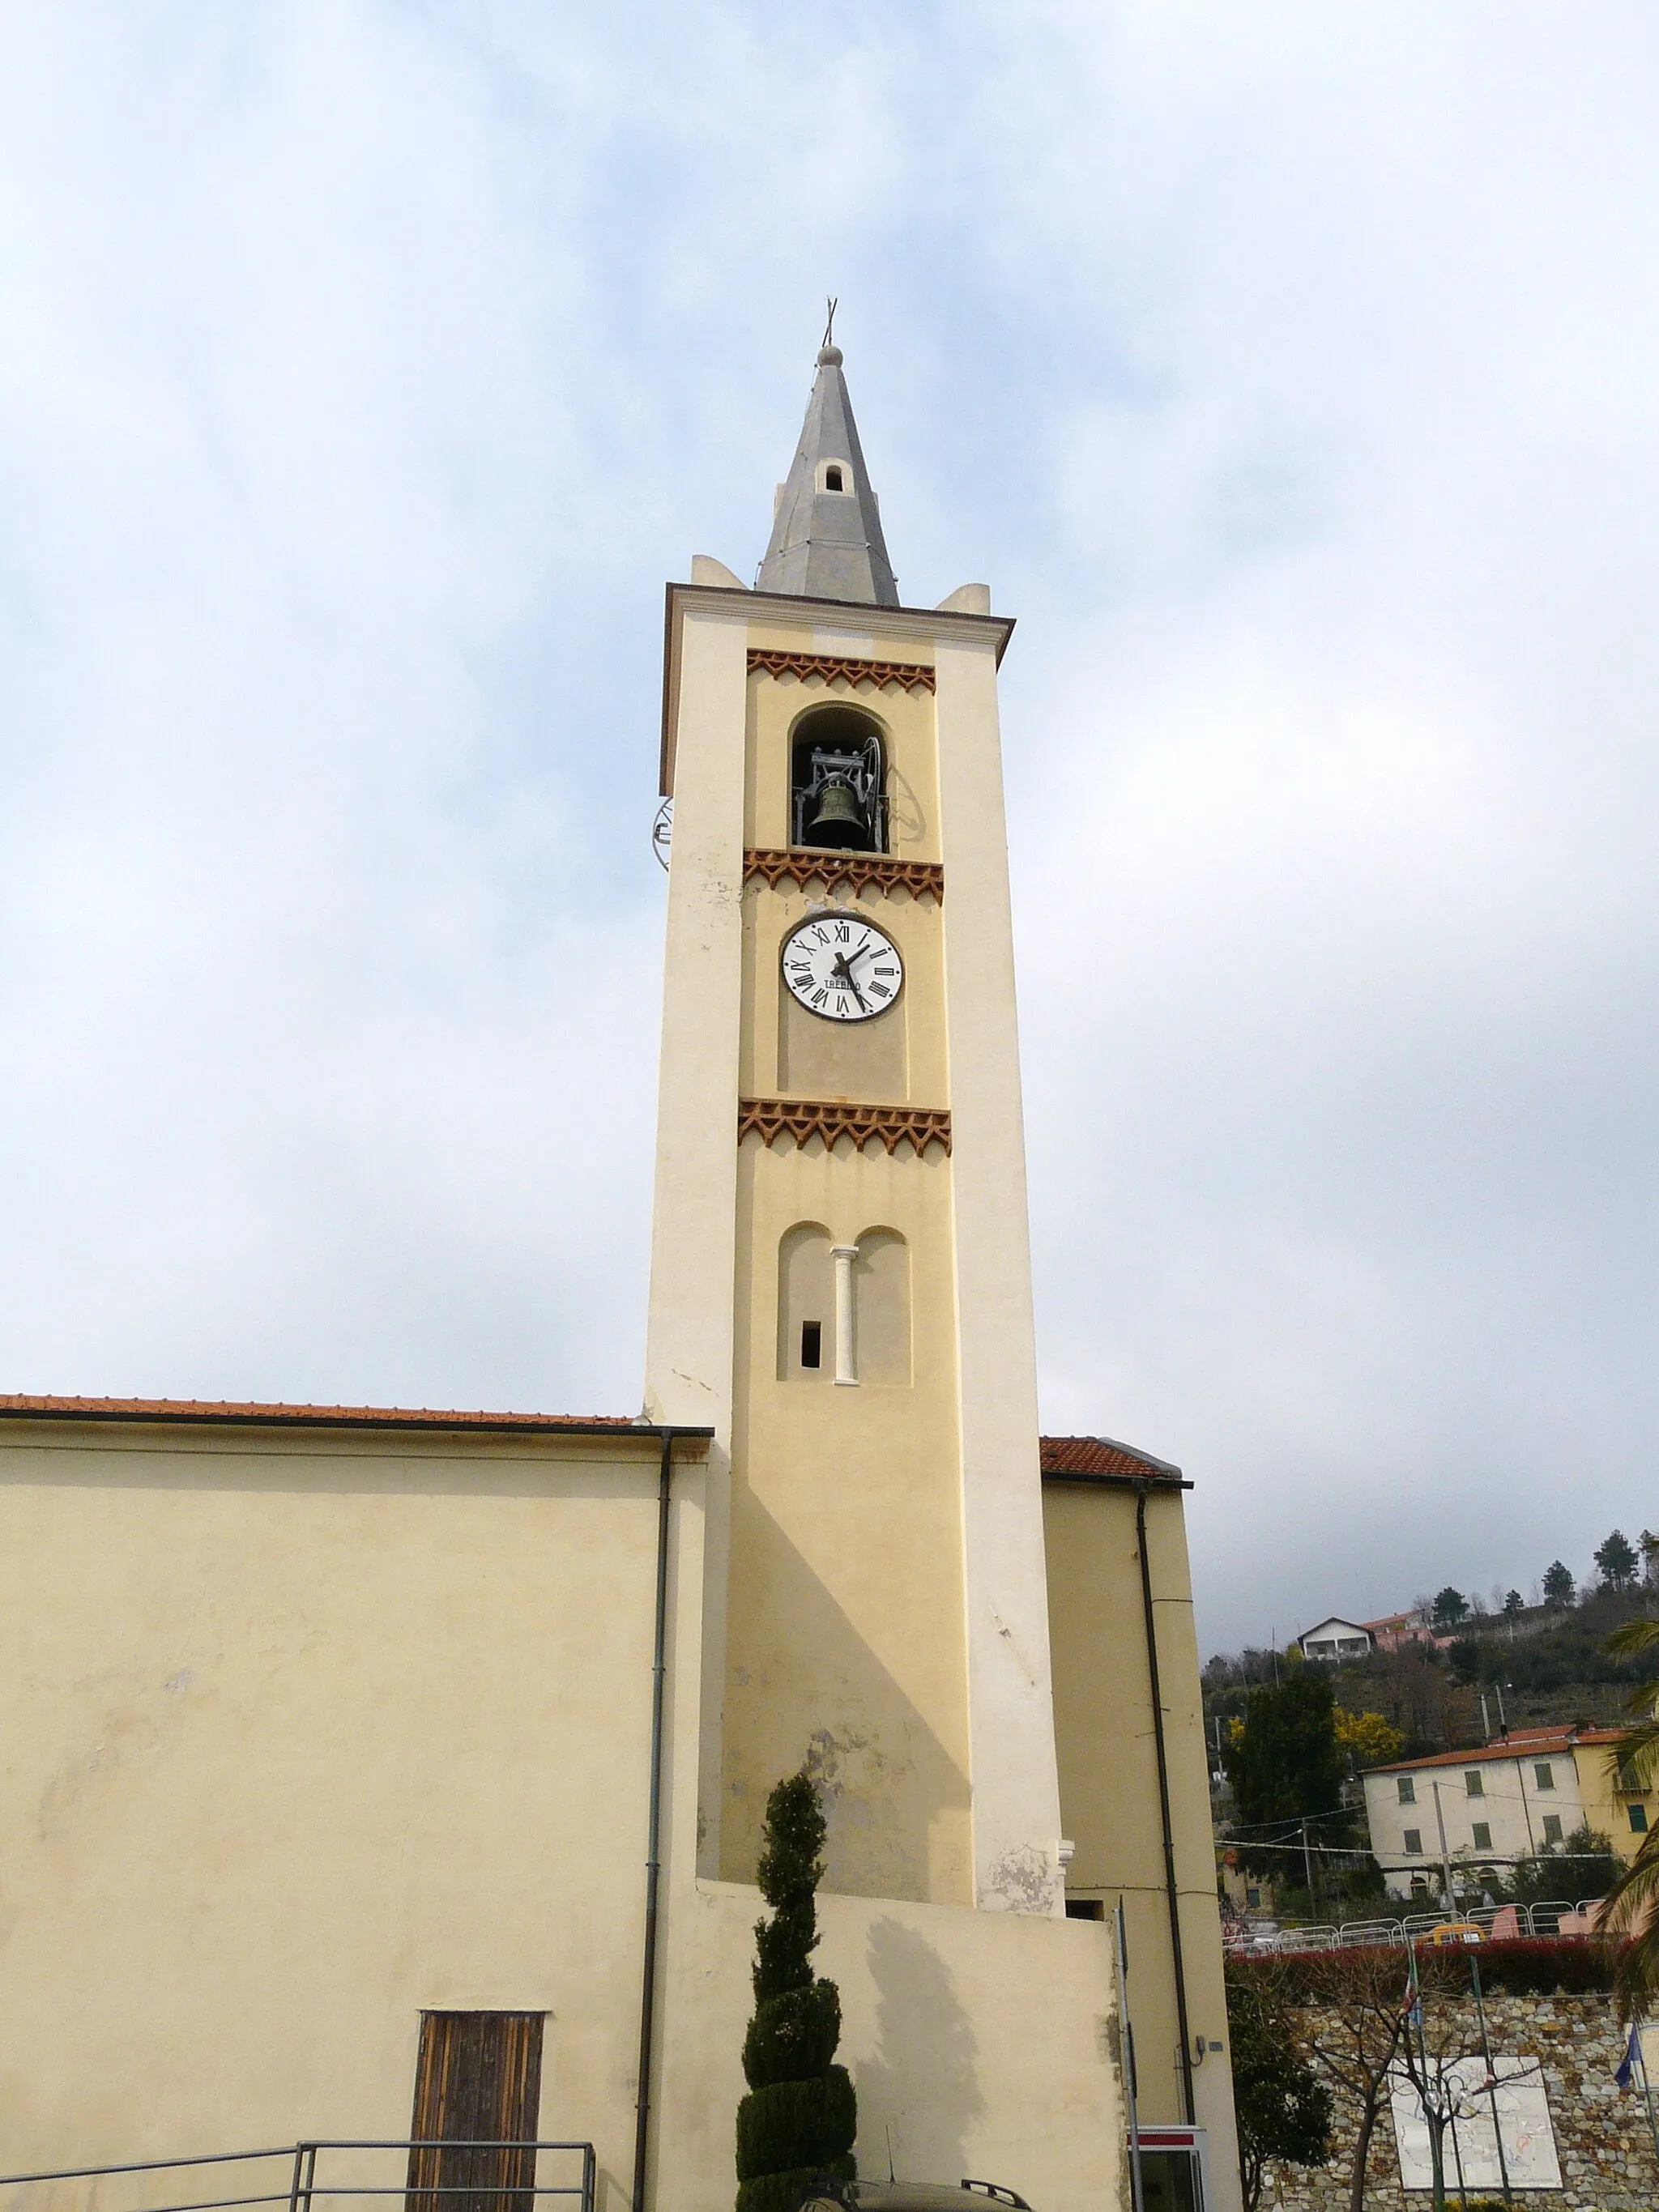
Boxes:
[407,2012,546,2212]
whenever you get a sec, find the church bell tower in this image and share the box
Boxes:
[645,339,1064,1916]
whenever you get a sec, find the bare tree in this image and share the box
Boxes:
[1391,1977,1471,2212]
[1289,1950,1412,2212]
[1365,1647,1476,1750]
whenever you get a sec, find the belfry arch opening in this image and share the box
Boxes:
[791,705,887,853]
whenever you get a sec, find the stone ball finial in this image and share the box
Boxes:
[817,344,843,368]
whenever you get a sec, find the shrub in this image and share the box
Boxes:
[1505,1822,1621,1907]
[735,1771,856,2212]
[1230,1937,1618,2005]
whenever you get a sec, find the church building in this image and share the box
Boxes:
[0,343,1239,2212]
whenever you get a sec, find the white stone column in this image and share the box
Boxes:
[830,1244,859,1385]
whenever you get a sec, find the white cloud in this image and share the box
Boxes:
[1,2,1656,1641]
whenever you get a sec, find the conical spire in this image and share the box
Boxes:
[757,341,898,607]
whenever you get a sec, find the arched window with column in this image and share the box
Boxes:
[778,1223,911,1386]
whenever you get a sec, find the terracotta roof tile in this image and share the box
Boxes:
[1040,1434,1186,1483]
[1363,1724,1627,1775]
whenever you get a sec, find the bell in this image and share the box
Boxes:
[804,777,872,850]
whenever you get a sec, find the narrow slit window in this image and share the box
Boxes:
[800,1320,822,1370]
[825,466,843,491]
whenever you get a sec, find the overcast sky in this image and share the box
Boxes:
[2,4,1656,1651]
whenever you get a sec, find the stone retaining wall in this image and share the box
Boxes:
[1260,1988,1658,2211]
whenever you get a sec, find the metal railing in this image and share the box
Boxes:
[1225,1898,1606,1954]
[0,2139,597,2212]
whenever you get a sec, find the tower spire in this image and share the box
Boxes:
[757,327,898,607]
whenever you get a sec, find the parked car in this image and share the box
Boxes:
[1424,1921,1484,1947]
[798,2182,1031,2212]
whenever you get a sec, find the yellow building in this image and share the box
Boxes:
[0,343,1238,2212]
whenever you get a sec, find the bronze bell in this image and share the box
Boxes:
[804,777,872,850]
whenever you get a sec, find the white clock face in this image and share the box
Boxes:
[781,913,904,1023]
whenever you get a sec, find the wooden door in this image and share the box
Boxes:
[406,2011,546,2212]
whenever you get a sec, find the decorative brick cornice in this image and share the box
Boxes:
[747,649,936,694]
[738,1098,952,1157]
[743,850,945,902]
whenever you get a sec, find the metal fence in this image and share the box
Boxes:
[1225,1898,1606,1954]
[0,2140,597,2212]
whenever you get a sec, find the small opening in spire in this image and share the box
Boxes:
[825,466,844,492]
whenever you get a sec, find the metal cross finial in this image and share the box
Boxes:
[822,296,838,351]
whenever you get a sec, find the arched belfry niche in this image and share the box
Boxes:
[776,1223,911,1387]
[790,703,888,854]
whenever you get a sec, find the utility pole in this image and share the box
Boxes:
[1432,1779,1458,1916]
[1406,1935,1447,2212]
[1302,1818,1316,1912]
[1470,1954,1512,2206]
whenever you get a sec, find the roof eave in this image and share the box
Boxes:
[1040,1468,1194,1493]
[0,1396,714,1445]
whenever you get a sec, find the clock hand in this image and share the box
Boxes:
[830,953,868,1010]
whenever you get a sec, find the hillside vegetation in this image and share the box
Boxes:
[1206,1530,1657,1758]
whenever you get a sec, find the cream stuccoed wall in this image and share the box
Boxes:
[1043,1478,1243,2212]
[650,583,1064,1917]
[0,1415,708,2201]
[655,1881,1129,2212]
[727,1129,971,1903]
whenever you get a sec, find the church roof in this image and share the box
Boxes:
[1040,1434,1190,1487]
[0,1394,712,1440]
[0,1397,1171,1481]
[756,342,899,607]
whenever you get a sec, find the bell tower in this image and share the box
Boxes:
[645,340,1064,1916]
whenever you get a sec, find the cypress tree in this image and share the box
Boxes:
[735,1770,857,2212]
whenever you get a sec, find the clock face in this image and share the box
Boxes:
[781,913,904,1023]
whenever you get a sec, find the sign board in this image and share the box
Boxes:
[1389,2058,1561,2189]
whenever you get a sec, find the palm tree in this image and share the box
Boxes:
[1600,1615,1659,2017]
